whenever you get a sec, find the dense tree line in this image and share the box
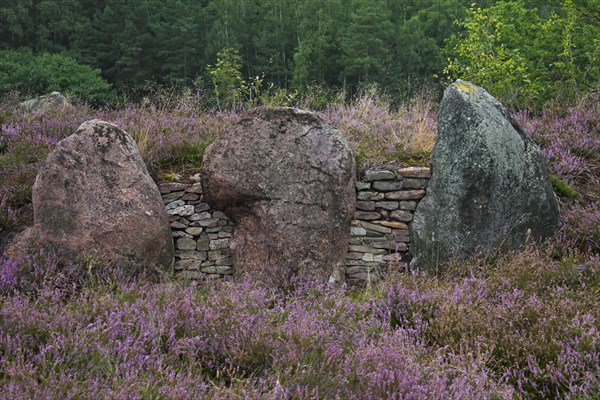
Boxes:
[0,0,598,108]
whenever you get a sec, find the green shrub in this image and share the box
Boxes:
[444,0,600,111]
[0,49,116,105]
[550,175,578,200]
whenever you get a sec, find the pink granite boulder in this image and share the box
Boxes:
[201,107,355,286]
[4,120,174,270]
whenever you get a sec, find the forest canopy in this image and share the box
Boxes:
[0,0,598,109]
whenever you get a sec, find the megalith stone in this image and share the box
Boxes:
[4,120,174,270]
[20,91,73,114]
[411,81,560,271]
[200,107,355,286]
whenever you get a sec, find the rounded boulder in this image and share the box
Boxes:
[5,120,174,270]
[201,107,355,286]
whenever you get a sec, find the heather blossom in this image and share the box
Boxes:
[0,91,598,398]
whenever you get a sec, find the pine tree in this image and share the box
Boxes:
[293,0,350,90]
[340,0,394,92]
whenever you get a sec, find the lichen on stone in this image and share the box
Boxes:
[453,80,478,94]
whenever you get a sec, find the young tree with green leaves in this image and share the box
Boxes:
[444,0,600,110]
[207,48,246,110]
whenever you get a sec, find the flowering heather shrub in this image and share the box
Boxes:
[0,107,89,201]
[515,95,600,256]
[0,103,91,228]
[375,249,599,399]
[0,94,234,228]
[0,253,512,399]
[1,245,598,399]
[552,203,600,256]
[515,94,600,195]
[1,91,599,399]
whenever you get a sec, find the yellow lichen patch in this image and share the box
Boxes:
[453,81,478,95]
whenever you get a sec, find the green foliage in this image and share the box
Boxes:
[550,175,579,200]
[0,49,115,105]
[340,0,394,93]
[0,0,34,50]
[257,84,298,107]
[207,48,246,110]
[444,0,600,110]
[389,0,469,98]
[444,2,542,108]
[297,85,345,111]
[1,0,598,105]
[292,0,349,91]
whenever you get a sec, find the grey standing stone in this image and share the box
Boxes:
[411,80,560,272]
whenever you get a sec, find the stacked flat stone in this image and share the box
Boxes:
[159,167,430,284]
[348,167,430,284]
[159,174,233,280]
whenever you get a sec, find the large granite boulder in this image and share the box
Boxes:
[20,91,73,114]
[201,107,355,286]
[411,81,560,271]
[4,120,174,270]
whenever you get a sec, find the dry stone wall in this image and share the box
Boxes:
[160,166,430,284]
[348,167,429,284]
[159,175,234,280]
